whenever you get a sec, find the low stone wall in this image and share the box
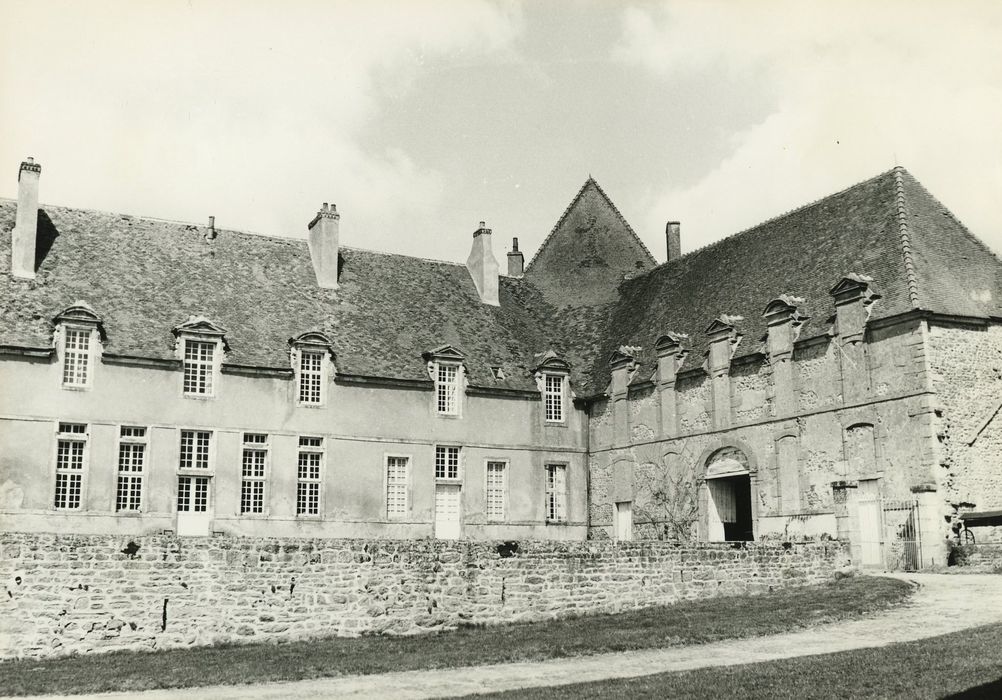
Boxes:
[0,533,847,659]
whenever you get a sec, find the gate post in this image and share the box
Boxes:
[911,484,947,569]
[832,480,861,567]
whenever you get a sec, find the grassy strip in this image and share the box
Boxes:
[0,576,910,697]
[477,622,1002,700]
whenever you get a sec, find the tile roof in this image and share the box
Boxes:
[0,202,550,391]
[2,167,999,399]
[582,167,1002,395]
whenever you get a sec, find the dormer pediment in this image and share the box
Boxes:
[53,301,102,326]
[705,315,742,336]
[654,332,687,355]
[423,344,466,363]
[829,274,874,297]
[172,316,227,338]
[608,345,641,368]
[290,331,335,355]
[532,349,571,374]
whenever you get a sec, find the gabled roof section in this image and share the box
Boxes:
[893,168,1002,318]
[524,178,656,308]
[584,167,1002,396]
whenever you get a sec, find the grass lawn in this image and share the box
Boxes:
[0,575,910,697]
[477,622,1002,700]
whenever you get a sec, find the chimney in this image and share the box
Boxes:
[507,237,524,278]
[666,221,681,262]
[12,158,41,279]
[466,220,500,306]
[307,202,340,289]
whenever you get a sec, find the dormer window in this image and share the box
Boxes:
[544,374,565,422]
[172,317,227,399]
[424,345,466,417]
[533,350,571,425]
[54,303,103,390]
[183,340,216,395]
[290,332,335,407]
[63,328,93,387]
[437,364,459,414]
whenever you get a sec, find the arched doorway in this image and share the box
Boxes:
[704,447,754,542]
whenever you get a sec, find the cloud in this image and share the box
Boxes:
[0,0,522,253]
[616,1,1002,254]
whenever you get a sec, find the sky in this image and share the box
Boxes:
[2,0,1001,265]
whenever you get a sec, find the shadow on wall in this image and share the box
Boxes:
[35,210,58,270]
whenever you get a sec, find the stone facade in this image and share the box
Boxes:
[0,532,846,660]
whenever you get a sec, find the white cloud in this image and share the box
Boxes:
[617,1,1002,254]
[0,0,522,254]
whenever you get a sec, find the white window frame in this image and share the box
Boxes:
[543,373,566,423]
[240,433,269,515]
[296,348,327,406]
[296,436,324,517]
[435,445,462,482]
[178,429,214,472]
[435,362,461,416]
[485,459,508,523]
[385,453,411,519]
[115,426,147,513]
[60,325,96,389]
[53,422,88,510]
[180,336,221,398]
[177,474,211,514]
[545,463,568,524]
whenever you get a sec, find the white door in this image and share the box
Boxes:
[435,483,462,539]
[857,478,883,568]
[615,501,633,541]
[176,476,212,537]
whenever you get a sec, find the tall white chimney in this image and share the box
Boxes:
[307,202,340,289]
[466,221,500,306]
[12,158,41,280]
[666,221,681,263]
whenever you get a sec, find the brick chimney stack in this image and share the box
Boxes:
[466,220,500,305]
[307,202,340,290]
[507,237,524,278]
[12,158,41,280]
[666,221,681,263]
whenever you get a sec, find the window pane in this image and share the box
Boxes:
[436,364,458,414]
[183,340,215,395]
[486,461,506,521]
[544,374,563,422]
[299,350,324,404]
[435,446,460,480]
[387,456,409,516]
[62,328,90,386]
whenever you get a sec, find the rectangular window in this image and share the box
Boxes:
[179,430,212,470]
[62,328,91,386]
[544,374,564,422]
[486,461,506,522]
[240,433,267,514]
[177,476,209,512]
[183,339,215,395]
[298,350,324,405]
[54,423,86,509]
[116,426,147,512]
[436,364,458,415]
[386,456,410,517]
[296,436,323,516]
[435,445,461,480]
[545,464,567,523]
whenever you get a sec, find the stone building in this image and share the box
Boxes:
[2,158,1000,569]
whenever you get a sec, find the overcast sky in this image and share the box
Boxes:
[2,0,1001,264]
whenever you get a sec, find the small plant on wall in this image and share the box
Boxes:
[617,440,701,542]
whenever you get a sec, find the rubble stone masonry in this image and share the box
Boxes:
[0,533,845,659]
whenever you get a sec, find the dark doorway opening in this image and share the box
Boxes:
[721,474,753,541]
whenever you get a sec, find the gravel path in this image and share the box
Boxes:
[12,573,1002,700]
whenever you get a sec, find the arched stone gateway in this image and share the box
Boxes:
[704,446,755,542]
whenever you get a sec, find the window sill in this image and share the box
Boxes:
[61,384,92,392]
[182,393,217,401]
[297,402,327,409]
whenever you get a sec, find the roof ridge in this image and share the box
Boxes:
[892,167,922,308]
[2,197,475,266]
[632,167,904,280]
[896,168,1002,266]
[524,177,656,272]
